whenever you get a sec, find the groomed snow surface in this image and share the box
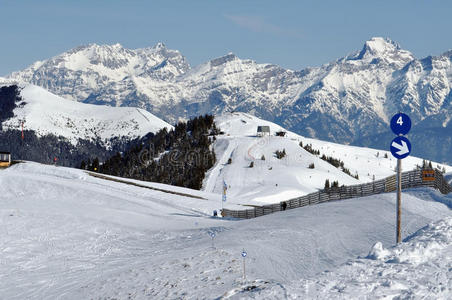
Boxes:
[1,162,451,299]
[204,112,452,206]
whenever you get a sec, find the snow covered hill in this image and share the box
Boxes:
[203,112,452,205]
[7,37,452,163]
[0,162,451,299]
[0,83,172,144]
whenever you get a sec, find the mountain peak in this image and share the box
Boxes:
[152,42,167,50]
[347,37,414,65]
[367,37,400,50]
[210,53,238,67]
[355,37,402,59]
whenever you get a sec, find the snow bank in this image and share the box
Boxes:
[368,218,452,265]
[248,217,452,299]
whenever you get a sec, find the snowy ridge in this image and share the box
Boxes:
[7,37,452,163]
[1,84,172,144]
[8,42,189,107]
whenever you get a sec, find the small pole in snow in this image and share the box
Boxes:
[209,231,216,249]
[396,158,402,244]
[241,249,247,283]
[222,179,227,214]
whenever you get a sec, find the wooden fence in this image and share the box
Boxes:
[222,168,451,219]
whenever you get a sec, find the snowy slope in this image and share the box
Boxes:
[226,217,452,299]
[1,84,172,144]
[203,112,452,205]
[7,38,452,163]
[0,162,451,299]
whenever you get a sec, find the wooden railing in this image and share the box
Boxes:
[222,168,451,219]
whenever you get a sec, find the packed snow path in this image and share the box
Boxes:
[0,162,451,298]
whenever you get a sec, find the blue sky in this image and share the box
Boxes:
[1,0,451,75]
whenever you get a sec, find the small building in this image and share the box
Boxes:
[0,152,11,168]
[257,126,270,137]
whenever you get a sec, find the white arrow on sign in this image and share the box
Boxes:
[391,140,409,155]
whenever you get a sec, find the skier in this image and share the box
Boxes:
[281,202,287,211]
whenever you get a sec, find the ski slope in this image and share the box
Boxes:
[203,112,452,205]
[225,217,452,299]
[0,162,451,298]
[1,84,172,144]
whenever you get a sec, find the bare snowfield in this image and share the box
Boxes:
[0,162,451,299]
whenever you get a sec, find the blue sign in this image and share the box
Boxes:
[390,136,411,159]
[390,113,411,136]
[210,232,216,238]
[241,250,247,258]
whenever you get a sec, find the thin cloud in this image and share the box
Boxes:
[224,14,303,38]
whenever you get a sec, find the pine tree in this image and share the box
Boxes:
[92,157,99,171]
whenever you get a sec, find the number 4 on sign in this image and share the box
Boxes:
[390,113,411,136]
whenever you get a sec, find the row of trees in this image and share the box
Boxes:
[82,115,218,190]
[300,142,358,179]
[0,85,22,129]
[0,129,121,166]
[1,85,129,166]
[0,84,218,190]
[324,179,340,189]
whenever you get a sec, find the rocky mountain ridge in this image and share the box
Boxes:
[8,37,452,163]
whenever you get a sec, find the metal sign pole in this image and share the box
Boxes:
[222,180,227,213]
[210,232,216,249]
[243,256,246,282]
[241,249,247,283]
[396,158,402,244]
[389,112,412,245]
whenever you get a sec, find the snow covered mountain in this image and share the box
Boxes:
[0,82,172,144]
[205,112,451,205]
[8,38,452,163]
[8,43,189,107]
